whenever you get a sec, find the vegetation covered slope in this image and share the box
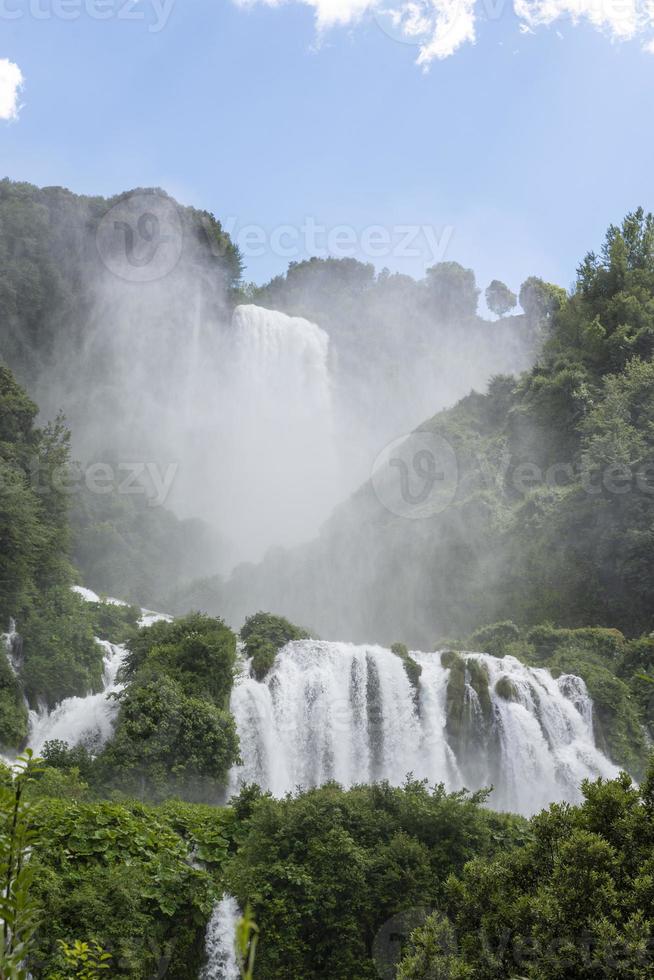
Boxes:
[204,211,654,650]
[0,364,104,744]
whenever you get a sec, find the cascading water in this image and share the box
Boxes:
[229,640,619,816]
[2,619,21,676]
[200,896,241,980]
[28,638,125,755]
[26,588,170,756]
[219,304,341,561]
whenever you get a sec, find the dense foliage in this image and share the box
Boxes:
[225,779,527,979]
[29,798,222,979]
[89,613,240,801]
[0,365,106,743]
[398,764,654,979]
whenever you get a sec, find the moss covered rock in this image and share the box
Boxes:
[495,675,519,702]
[391,642,423,693]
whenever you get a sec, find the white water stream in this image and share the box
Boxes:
[229,640,619,816]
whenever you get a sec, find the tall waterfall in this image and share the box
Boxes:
[229,640,619,816]
[200,896,241,980]
[219,304,340,560]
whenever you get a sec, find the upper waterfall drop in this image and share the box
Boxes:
[229,640,619,816]
[219,304,341,561]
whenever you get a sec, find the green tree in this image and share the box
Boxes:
[398,764,654,979]
[425,262,480,322]
[485,279,517,318]
[519,275,566,325]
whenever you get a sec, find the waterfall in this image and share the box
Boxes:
[27,639,125,755]
[21,586,620,818]
[2,619,21,676]
[200,896,240,980]
[26,588,170,756]
[229,641,619,816]
[219,304,341,561]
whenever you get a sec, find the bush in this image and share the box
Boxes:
[399,764,654,980]
[20,588,104,709]
[241,612,310,680]
[30,799,218,979]
[225,780,524,980]
[97,676,239,801]
[468,621,521,657]
[86,601,140,645]
[121,612,236,708]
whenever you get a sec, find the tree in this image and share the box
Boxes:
[485,279,517,318]
[424,262,480,322]
[518,275,566,324]
[398,764,654,980]
[97,675,239,801]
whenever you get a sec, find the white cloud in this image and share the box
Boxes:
[0,59,23,121]
[515,0,639,41]
[234,0,654,62]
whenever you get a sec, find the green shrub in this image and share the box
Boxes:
[86,601,140,646]
[247,636,278,682]
[97,676,239,802]
[399,764,654,980]
[30,799,217,979]
[20,588,104,710]
[225,780,523,980]
[0,652,28,748]
[468,621,521,657]
[241,612,310,680]
[121,612,236,708]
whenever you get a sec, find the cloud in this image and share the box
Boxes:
[514,0,639,41]
[235,0,654,62]
[0,59,23,121]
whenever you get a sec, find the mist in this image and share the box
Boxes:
[20,189,541,609]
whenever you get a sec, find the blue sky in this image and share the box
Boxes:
[2,0,654,296]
